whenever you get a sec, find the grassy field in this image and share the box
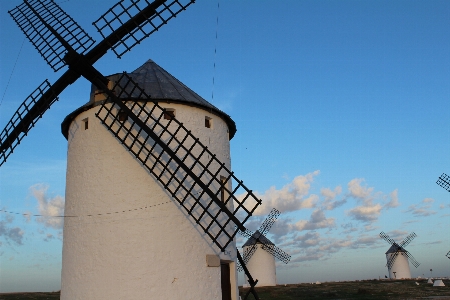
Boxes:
[1,279,449,299]
[239,279,450,299]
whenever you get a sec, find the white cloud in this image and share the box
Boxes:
[351,235,380,248]
[403,198,437,217]
[321,186,342,201]
[294,209,335,231]
[0,217,24,246]
[347,178,374,201]
[292,232,321,248]
[321,186,346,210]
[318,238,353,253]
[250,170,320,215]
[347,203,382,222]
[406,203,436,217]
[30,184,65,229]
[422,198,434,203]
[383,230,409,242]
[345,178,395,222]
[43,233,54,242]
[364,224,379,232]
[385,189,400,209]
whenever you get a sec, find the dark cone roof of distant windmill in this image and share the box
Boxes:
[61,59,236,139]
[242,230,275,248]
[386,244,406,254]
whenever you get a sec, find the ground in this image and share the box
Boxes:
[0,279,449,299]
[239,279,450,299]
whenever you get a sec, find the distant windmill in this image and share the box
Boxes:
[380,232,420,279]
[446,251,450,260]
[436,173,450,192]
[238,208,291,287]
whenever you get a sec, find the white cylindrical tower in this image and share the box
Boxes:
[385,246,412,279]
[60,60,239,299]
[242,231,277,287]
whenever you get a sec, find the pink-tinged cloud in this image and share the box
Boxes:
[249,170,320,215]
[30,184,65,229]
[347,203,382,222]
[294,209,335,231]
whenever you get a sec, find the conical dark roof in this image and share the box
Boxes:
[386,244,406,254]
[62,59,236,139]
[126,60,217,107]
[242,230,275,248]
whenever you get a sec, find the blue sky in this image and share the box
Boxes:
[1,0,449,293]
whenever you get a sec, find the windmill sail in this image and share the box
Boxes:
[437,173,450,192]
[1,0,194,167]
[380,231,420,277]
[237,208,291,271]
[93,0,195,58]
[260,243,291,263]
[399,232,417,248]
[9,0,96,72]
[403,251,420,268]
[0,80,61,166]
[95,73,261,251]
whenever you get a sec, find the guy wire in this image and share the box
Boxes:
[211,0,220,102]
[0,200,173,219]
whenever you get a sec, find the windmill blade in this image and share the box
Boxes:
[237,244,258,272]
[236,250,260,300]
[446,251,450,259]
[238,208,281,244]
[261,243,291,264]
[95,73,261,252]
[93,0,195,59]
[0,72,81,166]
[257,208,280,237]
[0,80,56,165]
[239,228,256,240]
[9,0,194,71]
[243,244,258,264]
[3,0,195,166]
[386,250,399,269]
[404,251,420,268]
[437,173,450,192]
[9,0,95,72]
[399,232,417,248]
[379,231,396,246]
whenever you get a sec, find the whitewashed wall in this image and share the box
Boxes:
[244,244,277,287]
[386,252,411,279]
[61,102,238,299]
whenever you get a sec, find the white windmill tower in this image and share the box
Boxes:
[380,232,420,279]
[239,209,291,287]
[60,59,247,299]
[242,231,277,286]
[3,1,265,299]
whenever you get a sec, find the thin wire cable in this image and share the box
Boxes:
[211,0,219,102]
[0,200,172,219]
[0,38,26,109]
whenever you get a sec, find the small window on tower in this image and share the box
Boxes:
[220,176,227,203]
[205,116,212,128]
[163,109,175,120]
[118,110,128,122]
[83,118,89,130]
